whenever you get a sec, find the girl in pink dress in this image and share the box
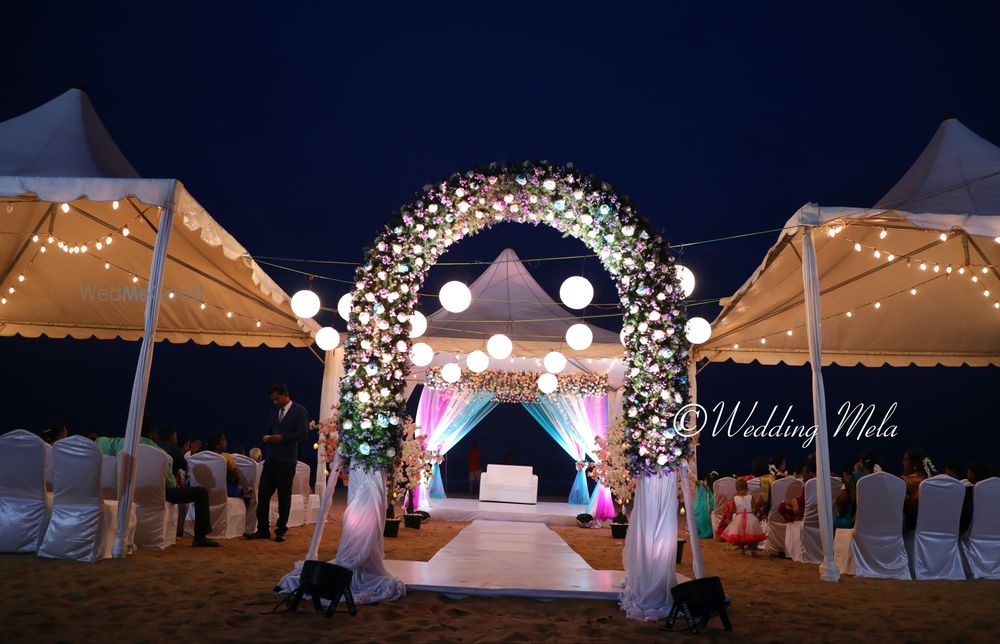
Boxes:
[716,479,767,556]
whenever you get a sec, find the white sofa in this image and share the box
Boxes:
[479,464,538,505]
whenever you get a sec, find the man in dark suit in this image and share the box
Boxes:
[245,382,309,542]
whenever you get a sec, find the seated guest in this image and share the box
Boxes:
[756,452,786,516]
[96,416,219,547]
[960,460,994,534]
[205,431,253,502]
[943,462,962,480]
[39,419,69,445]
[854,448,881,483]
[902,447,936,531]
[833,464,855,529]
[156,426,187,479]
[778,458,815,522]
[249,447,263,463]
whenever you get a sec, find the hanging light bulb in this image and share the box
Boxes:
[684,317,712,344]
[466,350,490,373]
[112,200,120,210]
[537,372,558,394]
[873,250,881,259]
[910,288,917,295]
[487,334,513,360]
[543,351,567,374]
[565,323,593,351]
[61,203,70,213]
[875,301,882,309]
[256,320,262,328]
[760,337,767,344]
[983,267,990,275]
[106,236,113,245]
[786,329,793,336]
[919,262,927,271]
[439,281,472,313]
[887,254,895,262]
[315,327,341,351]
[17,274,24,283]
[846,311,853,318]
[410,342,434,367]
[200,302,207,310]
[675,265,696,298]
[408,311,427,338]
[31,235,38,243]
[290,289,321,318]
[854,243,862,252]
[47,235,54,244]
[226,311,233,318]
[441,362,462,384]
[104,262,110,270]
[122,227,130,237]
[880,229,888,240]
[939,232,948,241]
[337,293,352,321]
[559,275,594,309]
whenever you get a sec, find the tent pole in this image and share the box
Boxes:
[306,454,343,561]
[315,346,344,501]
[113,182,177,558]
[799,216,839,582]
[681,354,705,578]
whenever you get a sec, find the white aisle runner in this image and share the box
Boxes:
[385,519,626,600]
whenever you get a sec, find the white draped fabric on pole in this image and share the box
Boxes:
[620,471,678,620]
[315,347,344,501]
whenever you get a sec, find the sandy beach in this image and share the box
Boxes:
[2,491,998,644]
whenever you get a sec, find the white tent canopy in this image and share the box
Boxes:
[0,89,320,347]
[701,119,1000,367]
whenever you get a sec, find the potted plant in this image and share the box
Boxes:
[591,419,636,539]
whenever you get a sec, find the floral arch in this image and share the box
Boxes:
[339,161,692,476]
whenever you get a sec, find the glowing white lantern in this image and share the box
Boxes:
[337,293,352,321]
[537,372,558,394]
[543,351,567,374]
[565,323,593,351]
[315,327,341,351]
[291,290,321,319]
[441,362,462,383]
[685,317,712,344]
[439,281,472,313]
[466,350,490,373]
[410,342,434,367]
[487,333,512,360]
[620,328,627,345]
[409,311,427,338]
[559,276,594,310]
[675,265,695,298]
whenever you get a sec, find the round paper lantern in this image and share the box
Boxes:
[466,350,490,373]
[409,311,427,338]
[565,323,593,351]
[675,265,695,298]
[410,342,434,367]
[559,276,594,310]
[337,293,352,321]
[543,351,567,374]
[441,362,462,383]
[685,317,712,344]
[315,327,341,351]
[619,328,627,345]
[439,281,472,313]
[487,333,513,360]
[290,289,321,319]
[537,372,558,394]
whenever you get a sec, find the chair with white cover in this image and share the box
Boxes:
[0,430,50,553]
[786,476,844,563]
[764,477,803,555]
[905,475,966,580]
[479,464,539,504]
[233,454,261,535]
[960,477,1000,579]
[747,477,761,501]
[833,472,909,578]
[297,461,320,524]
[711,477,736,535]
[186,452,246,539]
[38,435,117,562]
[132,444,177,550]
[269,463,309,528]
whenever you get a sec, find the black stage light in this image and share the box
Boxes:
[663,576,732,633]
[287,560,357,618]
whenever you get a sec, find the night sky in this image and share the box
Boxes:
[1,2,999,493]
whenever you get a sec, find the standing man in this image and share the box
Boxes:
[467,441,481,495]
[246,382,308,542]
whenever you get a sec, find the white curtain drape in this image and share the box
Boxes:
[621,471,678,620]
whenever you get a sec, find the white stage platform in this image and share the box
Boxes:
[421,497,588,526]
[385,520,627,600]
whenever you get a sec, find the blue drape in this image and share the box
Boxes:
[418,389,498,499]
[523,401,591,505]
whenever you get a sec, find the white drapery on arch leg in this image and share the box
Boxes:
[315,346,345,502]
[620,471,678,620]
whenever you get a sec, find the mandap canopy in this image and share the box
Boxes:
[0,89,321,556]
[698,118,1000,581]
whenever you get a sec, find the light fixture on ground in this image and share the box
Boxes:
[565,323,593,351]
[559,276,594,310]
[543,350,567,374]
[466,350,490,373]
[685,317,712,344]
[315,327,341,351]
[410,342,434,366]
[291,289,321,319]
[439,281,472,313]
[441,362,462,383]
[408,311,427,338]
[337,294,352,321]
[675,265,696,298]
[487,333,512,359]
[537,372,558,394]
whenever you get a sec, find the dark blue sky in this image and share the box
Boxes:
[1,2,998,490]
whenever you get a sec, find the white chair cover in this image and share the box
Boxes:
[233,454,261,535]
[132,444,177,550]
[272,462,309,528]
[906,475,965,580]
[834,472,910,578]
[38,435,117,562]
[0,430,50,553]
[747,477,761,501]
[960,477,1000,579]
[764,477,802,555]
[787,476,843,564]
[710,477,736,534]
[186,451,246,539]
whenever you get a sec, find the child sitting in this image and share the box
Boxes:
[715,478,767,556]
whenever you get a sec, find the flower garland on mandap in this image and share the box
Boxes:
[425,368,607,403]
[339,161,691,476]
